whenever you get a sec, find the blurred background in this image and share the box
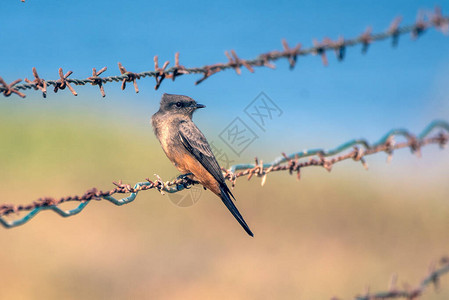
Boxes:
[1,0,449,299]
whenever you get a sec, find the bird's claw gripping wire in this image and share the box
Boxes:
[175,173,197,190]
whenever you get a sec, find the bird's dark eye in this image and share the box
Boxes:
[175,102,182,108]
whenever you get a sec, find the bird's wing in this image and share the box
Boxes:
[179,120,253,236]
[178,120,225,183]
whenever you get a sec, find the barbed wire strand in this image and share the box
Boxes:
[330,256,449,300]
[0,120,447,228]
[1,7,448,98]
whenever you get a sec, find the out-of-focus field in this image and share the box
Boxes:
[0,109,448,299]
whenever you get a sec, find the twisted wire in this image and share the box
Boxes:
[330,256,449,300]
[0,120,447,229]
[0,8,448,98]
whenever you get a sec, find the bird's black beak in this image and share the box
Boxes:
[195,103,206,109]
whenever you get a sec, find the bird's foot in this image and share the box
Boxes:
[175,173,198,190]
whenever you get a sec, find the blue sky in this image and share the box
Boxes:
[1,0,448,161]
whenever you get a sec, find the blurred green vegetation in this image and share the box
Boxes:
[0,108,448,299]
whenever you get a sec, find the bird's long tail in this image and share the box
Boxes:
[219,184,254,237]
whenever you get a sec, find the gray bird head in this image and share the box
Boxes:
[157,93,205,118]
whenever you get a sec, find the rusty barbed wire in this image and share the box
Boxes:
[0,120,447,228]
[330,255,449,300]
[1,7,448,98]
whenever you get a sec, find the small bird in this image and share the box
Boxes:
[151,93,253,237]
